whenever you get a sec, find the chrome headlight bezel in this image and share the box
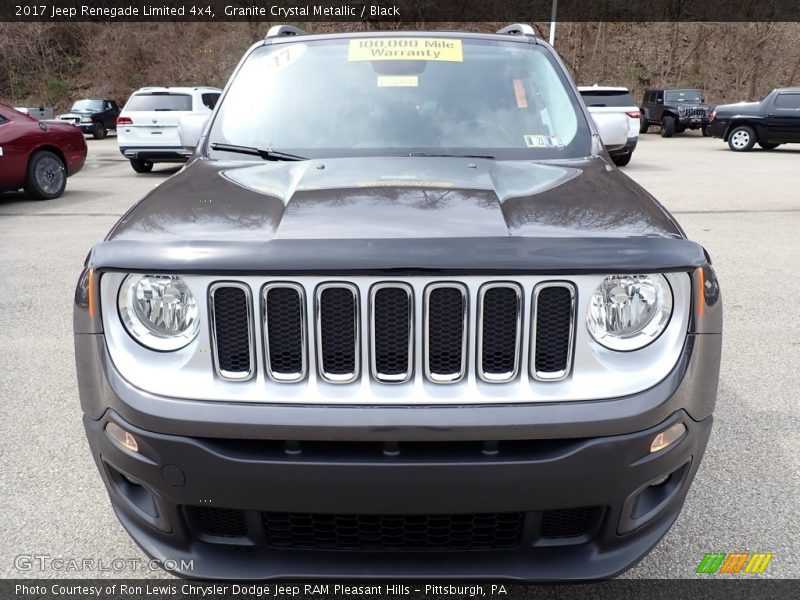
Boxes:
[586,274,674,352]
[117,274,200,351]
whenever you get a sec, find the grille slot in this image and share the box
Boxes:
[531,283,576,381]
[477,284,522,382]
[371,284,413,383]
[424,284,468,383]
[187,506,248,539]
[263,284,307,382]
[316,284,359,383]
[209,284,254,381]
[540,507,595,539]
[262,511,524,551]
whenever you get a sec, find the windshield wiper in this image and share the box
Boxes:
[210,143,307,161]
[408,152,495,159]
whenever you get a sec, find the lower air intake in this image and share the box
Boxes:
[187,506,248,539]
[540,506,596,539]
[263,511,525,551]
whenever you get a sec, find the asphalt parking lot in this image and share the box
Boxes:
[0,132,798,580]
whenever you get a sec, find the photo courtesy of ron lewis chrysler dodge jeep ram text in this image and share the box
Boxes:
[73,24,722,581]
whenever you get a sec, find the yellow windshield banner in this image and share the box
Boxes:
[348,38,463,62]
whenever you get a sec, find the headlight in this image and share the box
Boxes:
[587,274,673,351]
[81,116,92,123]
[118,274,200,351]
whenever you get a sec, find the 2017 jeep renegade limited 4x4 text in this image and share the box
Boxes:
[74,25,722,581]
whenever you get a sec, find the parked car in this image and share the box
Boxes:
[0,102,86,199]
[56,99,120,139]
[578,85,640,166]
[707,87,800,151]
[116,86,221,173]
[640,88,712,137]
[74,24,722,580]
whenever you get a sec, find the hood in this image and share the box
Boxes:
[675,102,711,111]
[108,156,682,244]
[57,110,92,118]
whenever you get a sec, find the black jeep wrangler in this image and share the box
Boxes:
[640,89,712,138]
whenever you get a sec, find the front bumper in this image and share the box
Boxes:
[86,408,710,581]
[76,326,721,580]
[677,115,710,129]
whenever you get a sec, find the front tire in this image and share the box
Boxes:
[758,142,779,150]
[24,150,67,200]
[660,116,675,138]
[130,158,154,173]
[612,153,632,167]
[639,115,649,134]
[92,123,107,140]
[702,125,710,137]
[728,126,756,152]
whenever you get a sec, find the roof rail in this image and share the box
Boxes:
[265,25,308,39]
[496,23,536,37]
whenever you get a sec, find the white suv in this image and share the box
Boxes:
[116,87,221,173]
[578,85,640,166]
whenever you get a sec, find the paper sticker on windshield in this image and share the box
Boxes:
[513,79,528,109]
[524,134,564,148]
[265,44,307,72]
[377,75,419,87]
[349,38,463,62]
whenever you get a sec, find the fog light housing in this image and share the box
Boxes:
[106,422,139,453]
[650,422,686,453]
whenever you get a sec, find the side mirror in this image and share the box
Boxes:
[591,112,629,152]
[178,114,209,152]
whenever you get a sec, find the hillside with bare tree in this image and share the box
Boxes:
[1,21,799,111]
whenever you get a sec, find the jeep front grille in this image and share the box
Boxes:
[207,279,576,386]
[685,107,708,117]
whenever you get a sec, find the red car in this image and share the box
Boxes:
[0,102,87,199]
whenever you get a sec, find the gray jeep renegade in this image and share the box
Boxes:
[73,24,722,580]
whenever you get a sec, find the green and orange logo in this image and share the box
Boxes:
[696,552,774,574]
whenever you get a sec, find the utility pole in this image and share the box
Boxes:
[549,0,558,46]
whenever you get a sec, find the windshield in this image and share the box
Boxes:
[665,90,703,103]
[71,99,103,111]
[209,37,592,160]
